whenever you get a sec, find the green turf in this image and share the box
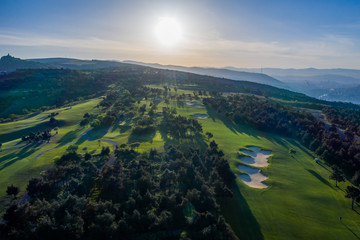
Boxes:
[1,92,360,239]
[147,93,360,239]
[0,98,103,210]
[197,105,360,240]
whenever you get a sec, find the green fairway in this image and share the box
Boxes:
[1,91,360,239]
[150,91,360,239]
[0,98,105,210]
[198,106,360,240]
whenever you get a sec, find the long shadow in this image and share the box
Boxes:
[205,106,260,139]
[0,144,40,170]
[317,161,331,172]
[342,222,360,240]
[219,184,264,240]
[57,128,83,146]
[0,120,66,143]
[205,107,294,151]
[287,139,314,158]
[306,169,334,189]
[353,209,360,216]
[128,128,156,144]
[75,127,108,145]
[110,118,124,132]
[119,125,132,133]
[158,128,207,151]
[262,133,289,149]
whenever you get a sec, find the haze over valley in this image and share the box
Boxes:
[1,1,360,239]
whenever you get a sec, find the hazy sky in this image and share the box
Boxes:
[1,0,360,68]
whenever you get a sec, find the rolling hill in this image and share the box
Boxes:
[0,54,50,72]
[124,60,287,89]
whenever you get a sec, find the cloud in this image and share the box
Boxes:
[0,30,359,68]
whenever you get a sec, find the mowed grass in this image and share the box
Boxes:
[0,98,103,211]
[177,101,360,240]
[143,90,360,240]
[2,90,360,240]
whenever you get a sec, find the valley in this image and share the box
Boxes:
[1,70,360,239]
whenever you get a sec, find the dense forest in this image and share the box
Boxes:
[0,134,237,239]
[203,95,360,177]
[2,65,360,120]
[2,63,360,239]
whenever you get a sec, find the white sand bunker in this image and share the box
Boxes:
[238,165,268,189]
[186,101,203,107]
[237,146,272,188]
[240,146,272,167]
[193,114,208,119]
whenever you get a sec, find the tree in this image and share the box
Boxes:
[345,186,360,210]
[6,185,19,198]
[130,143,140,151]
[49,117,56,124]
[85,152,92,160]
[329,165,345,187]
[210,140,218,150]
[205,132,213,140]
[101,146,110,156]
[139,104,146,113]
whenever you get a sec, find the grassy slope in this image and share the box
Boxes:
[0,98,116,209]
[145,86,360,239]
[172,97,360,240]
[1,88,360,239]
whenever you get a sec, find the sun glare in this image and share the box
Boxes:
[155,17,182,47]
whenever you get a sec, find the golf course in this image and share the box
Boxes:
[1,82,360,239]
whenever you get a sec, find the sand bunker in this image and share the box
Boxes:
[238,165,269,188]
[193,114,208,119]
[186,101,203,107]
[237,146,272,188]
[240,146,272,167]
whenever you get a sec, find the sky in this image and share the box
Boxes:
[1,0,360,68]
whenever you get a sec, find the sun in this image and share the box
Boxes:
[155,17,182,47]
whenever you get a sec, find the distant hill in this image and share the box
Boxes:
[29,57,129,70]
[317,85,360,104]
[6,55,360,104]
[0,54,50,72]
[31,57,288,89]
[226,67,360,103]
[226,67,360,78]
[124,60,287,89]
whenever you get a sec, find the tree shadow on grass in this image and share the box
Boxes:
[219,184,264,240]
[110,118,125,133]
[57,128,83,147]
[205,106,260,140]
[342,222,360,240]
[158,128,207,151]
[306,169,334,189]
[0,144,40,170]
[75,127,108,145]
[128,128,156,144]
[0,120,66,143]
[119,125,132,133]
